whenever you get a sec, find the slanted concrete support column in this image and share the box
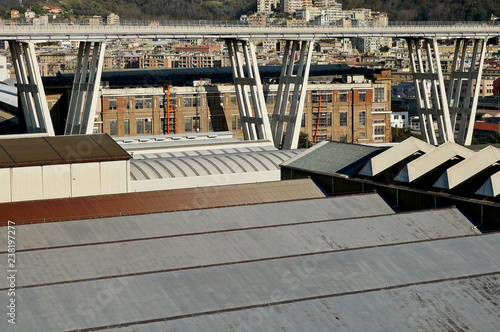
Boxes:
[65,41,106,135]
[271,40,314,149]
[225,39,272,141]
[447,38,488,145]
[406,38,454,145]
[9,41,54,135]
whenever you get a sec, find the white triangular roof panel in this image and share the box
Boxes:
[434,146,500,189]
[395,142,475,183]
[359,137,434,177]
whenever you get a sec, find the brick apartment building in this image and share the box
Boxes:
[97,79,391,144]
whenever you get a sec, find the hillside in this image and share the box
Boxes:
[0,0,257,21]
[340,0,499,21]
[0,0,498,22]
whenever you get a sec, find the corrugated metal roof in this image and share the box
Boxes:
[131,150,301,180]
[0,134,131,168]
[281,141,385,177]
[3,208,476,289]
[106,274,500,332]
[2,233,499,331]
[1,193,393,251]
[0,179,325,225]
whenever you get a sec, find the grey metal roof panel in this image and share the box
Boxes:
[106,274,500,332]
[2,193,392,251]
[3,208,476,289]
[3,234,500,331]
[282,141,386,177]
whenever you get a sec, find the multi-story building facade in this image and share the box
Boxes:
[257,0,279,14]
[281,0,304,15]
[97,78,392,144]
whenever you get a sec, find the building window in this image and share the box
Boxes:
[339,92,347,103]
[135,97,144,109]
[374,120,385,136]
[359,91,366,103]
[374,87,385,102]
[232,115,241,130]
[359,132,366,137]
[137,118,144,134]
[185,116,200,132]
[183,94,200,107]
[340,111,347,126]
[374,126,385,136]
[137,118,152,134]
[359,111,366,126]
[109,97,117,110]
[312,91,333,103]
[124,119,130,135]
[312,112,332,127]
[144,96,153,109]
[301,113,305,127]
[185,116,192,132]
[109,119,117,136]
[227,93,237,106]
[340,134,347,142]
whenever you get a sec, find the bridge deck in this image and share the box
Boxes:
[1,21,499,40]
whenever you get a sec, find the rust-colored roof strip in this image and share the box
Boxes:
[0,179,324,226]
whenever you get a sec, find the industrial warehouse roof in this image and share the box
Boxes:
[1,194,496,331]
[281,140,386,177]
[130,149,300,180]
[0,208,478,289]
[0,178,324,225]
[0,134,131,168]
[355,138,500,200]
[2,192,393,250]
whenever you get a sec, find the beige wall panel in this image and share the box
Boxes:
[100,161,127,195]
[129,171,279,192]
[12,166,43,202]
[0,168,11,203]
[71,163,101,197]
[42,164,71,199]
